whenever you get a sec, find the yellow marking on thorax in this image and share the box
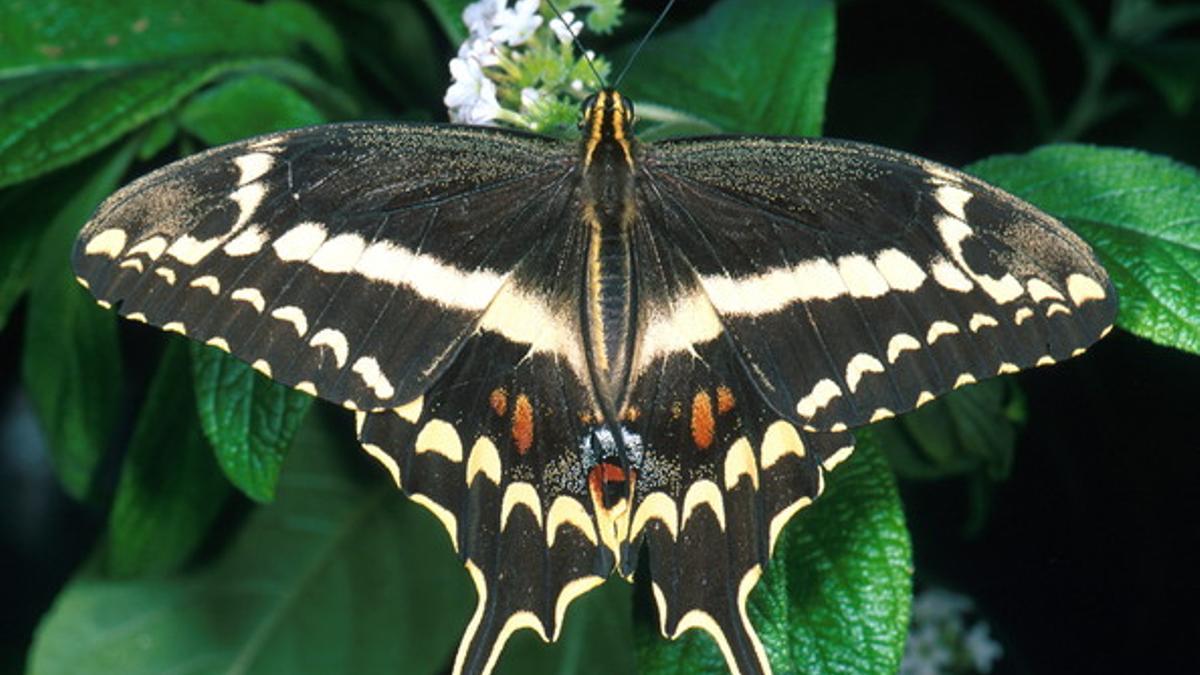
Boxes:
[583,91,609,167]
[583,201,609,372]
[608,94,634,168]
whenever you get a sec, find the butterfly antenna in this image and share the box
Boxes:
[613,0,677,89]
[546,0,607,89]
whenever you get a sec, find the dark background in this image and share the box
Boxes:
[830,3,1200,673]
[3,1,1199,673]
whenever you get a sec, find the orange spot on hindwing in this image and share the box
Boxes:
[691,390,715,450]
[716,386,736,414]
[489,388,508,417]
[512,393,534,454]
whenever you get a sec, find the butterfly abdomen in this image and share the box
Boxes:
[581,182,638,414]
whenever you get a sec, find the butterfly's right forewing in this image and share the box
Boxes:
[73,123,575,411]
[642,136,1116,432]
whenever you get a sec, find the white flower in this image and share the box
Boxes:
[549,10,582,44]
[911,587,973,623]
[462,0,504,38]
[903,587,1004,674]
[491,0,542,46]
[964,621,1003,673]
[458,36,500,67]
[520,87,542,111]
[901,623,953,675]
[444,57,501,124]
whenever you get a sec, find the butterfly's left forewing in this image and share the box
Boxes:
[642,136,1116,432]
[73,123,574,411]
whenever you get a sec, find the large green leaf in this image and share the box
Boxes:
[875,379,1025,483]
[0,183,41,331]
[330,0,445,115]
[874,379,1026,535]
[191,343,313,503]
[497,582,636,675]
[179,74,327,146]
[968,144,1200,355]
[19,143,136,500]
[0,151,138,331]
[29,415,472,675]
[0,0,342,187]
[618,0,835,137]
[637,432,912,674]
[102,340,231,577]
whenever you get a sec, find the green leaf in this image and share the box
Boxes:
[968,144,1200,355]
[497,582,635,675]
[0,0,343,187]
[191,343,313,503]
[102,340,231,577]
[637,433,912,674]
[874,379,1025,482]
[0,185,42,331]
[875,380,1026,535]
[19,143,136,500]
[179,74,327,146]
[618,0,836,137]
[1123,41,1200,115]
[29,415,472,675]
[136,115,178,161]
[1111,0,1200,41]
[327,0,444,115]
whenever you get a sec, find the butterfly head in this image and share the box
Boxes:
[580,90,635,130]
[581,90,636,168]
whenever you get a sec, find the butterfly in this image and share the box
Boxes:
[72,87,1115,674]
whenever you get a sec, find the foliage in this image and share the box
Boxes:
[2,1,1198,674]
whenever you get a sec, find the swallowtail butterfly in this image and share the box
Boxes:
[72,88,1115,674]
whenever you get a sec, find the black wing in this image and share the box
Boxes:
[356,217,612,674]
[357,200,854,675]
[642,136,1117,432]
[615,203,855,675]
[73,123,574,411]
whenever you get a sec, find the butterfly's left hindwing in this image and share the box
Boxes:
[643,136,1117,432]
[73,123,573,411]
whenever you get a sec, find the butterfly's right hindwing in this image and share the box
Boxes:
[73,123,574,410]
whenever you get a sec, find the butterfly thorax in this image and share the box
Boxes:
[578,90,640,421]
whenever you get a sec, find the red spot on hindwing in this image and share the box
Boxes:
[588,462,634,512]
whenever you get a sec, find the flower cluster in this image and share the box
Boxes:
[901,587,1004,675]
[444,0,622,132]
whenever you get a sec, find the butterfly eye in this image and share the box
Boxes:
[579,93,599,129]
[623,98,635,125]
